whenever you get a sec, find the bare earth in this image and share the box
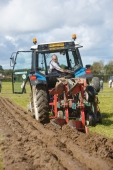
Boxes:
[0,97,113,170]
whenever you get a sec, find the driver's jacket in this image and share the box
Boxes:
[49,60,61,73]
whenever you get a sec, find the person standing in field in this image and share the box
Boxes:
[109,79,113,88]
[100,78,104,91]
[0,81,2,93]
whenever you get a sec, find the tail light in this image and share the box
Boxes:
[30,75,36,80]
[86,69,92,74]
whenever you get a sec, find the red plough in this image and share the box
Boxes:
[49,78,90,133]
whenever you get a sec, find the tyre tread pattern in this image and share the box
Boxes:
[36,85,49,123]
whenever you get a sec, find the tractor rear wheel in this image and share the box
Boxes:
[31,85,49,123]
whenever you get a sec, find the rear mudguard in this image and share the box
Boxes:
[75,68,93,79]
[29,73,47,86]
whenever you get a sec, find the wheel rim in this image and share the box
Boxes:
[86,120,89,126]
[32,85,39,120]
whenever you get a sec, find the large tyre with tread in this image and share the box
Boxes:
[31,85,49,123]
[92,77,100,93]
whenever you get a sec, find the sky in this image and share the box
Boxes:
[0,0,113,69]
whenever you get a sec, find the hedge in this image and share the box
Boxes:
[93,74,112,82]
[0,78,12,82]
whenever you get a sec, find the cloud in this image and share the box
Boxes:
[5,35,18,47]
[0,0,109,33]
[0,43,6,47]
[0,0,113,69]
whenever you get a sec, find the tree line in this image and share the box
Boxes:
[0,67,12,77]
[91,60,113,74]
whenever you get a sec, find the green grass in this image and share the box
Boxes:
[0,82,113,138]
[0,82,31,110]
[89,83,113,138]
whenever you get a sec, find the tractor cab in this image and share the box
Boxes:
[10,34,92,93]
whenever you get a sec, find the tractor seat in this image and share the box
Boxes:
[46,72,74,88]
[46,74,58,88]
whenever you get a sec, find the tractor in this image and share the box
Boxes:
[10,34,102,133]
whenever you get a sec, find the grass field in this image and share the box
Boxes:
[89,83,113,138]
[0,82,31,110]
[0,82,113,138]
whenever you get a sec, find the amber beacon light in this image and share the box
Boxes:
[33,38,37,44]
[72,34,77,40]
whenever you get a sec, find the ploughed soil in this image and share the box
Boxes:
[0,97,113,170]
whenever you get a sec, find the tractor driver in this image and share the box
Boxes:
[49,54,70,73]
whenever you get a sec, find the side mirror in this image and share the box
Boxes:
[10,52,16,67]
[10,57,15,67]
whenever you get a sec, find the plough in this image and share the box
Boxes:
[49,77,100,133]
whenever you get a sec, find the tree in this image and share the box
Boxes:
[91,61,104,74]
[99,60,104,73]
[105,61,113,74]
[2,69,12,77]
[0,65,3,70]
[60,64,66,69]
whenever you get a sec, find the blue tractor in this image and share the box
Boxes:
[10,34,102,132]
